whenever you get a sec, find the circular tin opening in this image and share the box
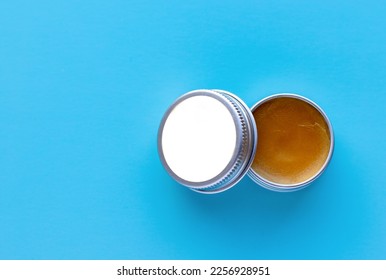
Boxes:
[248,93,334,190]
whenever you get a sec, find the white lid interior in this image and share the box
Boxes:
[161,95,237,183]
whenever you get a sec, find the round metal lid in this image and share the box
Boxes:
[158,89,257,193]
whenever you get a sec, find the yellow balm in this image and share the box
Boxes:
[251,96,331,185]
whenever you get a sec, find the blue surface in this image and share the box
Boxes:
[1,0,386,260]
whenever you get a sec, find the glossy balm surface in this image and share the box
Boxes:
[161,95,237,183]
[251,97,331,185]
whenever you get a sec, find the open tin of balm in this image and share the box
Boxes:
[158,90,334,193]
[247,94,334,192]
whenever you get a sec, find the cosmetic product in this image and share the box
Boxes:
[247,94,334,191]
[158,90,333,193]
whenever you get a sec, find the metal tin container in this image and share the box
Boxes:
[158,89,334,193]
[247,93,334,192]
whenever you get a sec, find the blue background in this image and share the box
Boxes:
[1,0,385,259]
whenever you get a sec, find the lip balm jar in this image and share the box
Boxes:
[247,94,334,192]
[158,89,334,193]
